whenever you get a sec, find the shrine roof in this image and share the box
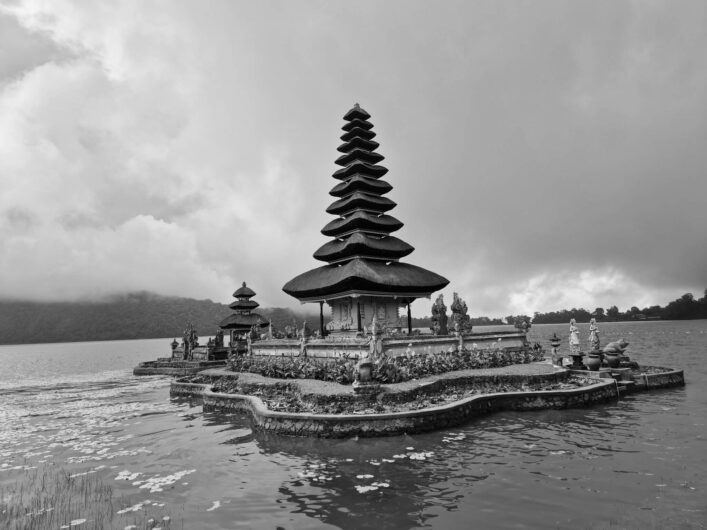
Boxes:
[313,233,414,262]
[335,148,384,167]
[332,161,388,180]
[283,259,448,301]
[321,210,403,237]
[232,282,256,299]
[329,176,393,198]
[340,127,376,143]
[218,312,267,330]
[228,299,259,311]
[343,103,371,121]
[326,192,396,216]
[337,137,380,153]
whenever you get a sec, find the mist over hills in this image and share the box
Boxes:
[0,292,318,345]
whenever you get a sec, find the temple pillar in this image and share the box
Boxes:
[319,301,325,337]
[407,303,412,334]
[357,300,362,332]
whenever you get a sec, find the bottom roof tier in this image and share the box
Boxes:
[219,313,267,330]
[282,258,449,301]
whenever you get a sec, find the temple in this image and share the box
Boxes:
[219,282,268,338]
[283,104,449,335]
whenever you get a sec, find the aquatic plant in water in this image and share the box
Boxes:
[0,465,177,530]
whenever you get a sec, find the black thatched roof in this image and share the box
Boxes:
[329,176,393,198]
[219,312,267,330]
[335,148,385,167]
[232,282,256,299]
[283,259,448,301]
[341,118,373,132]
[326,192,396,215]
[340,127,376,142]
[337,137,380,153]
[220,281,268,330]
[228,299,259,311]
[321,211,403,237]
[283,103,448,303]
[343,103,371,121]
[332,161,388,181]
[313,233,414,262]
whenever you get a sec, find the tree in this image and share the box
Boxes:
[593,307,605,319]
[607,305,620,320]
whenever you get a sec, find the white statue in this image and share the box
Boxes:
[588,318,600,351]
[569,318,580,355]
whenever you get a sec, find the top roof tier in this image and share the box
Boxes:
[232,281,256,299]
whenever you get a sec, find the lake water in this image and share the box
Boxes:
[1,321,705,529]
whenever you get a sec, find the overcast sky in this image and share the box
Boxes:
[1,0,705,317]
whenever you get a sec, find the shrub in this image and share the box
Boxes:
[228,355,357,385]
[227,346,544,385]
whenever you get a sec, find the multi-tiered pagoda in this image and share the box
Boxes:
[283,104,448,334]
[219,282,267,335]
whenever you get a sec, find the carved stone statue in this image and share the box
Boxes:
[602,338,629,355]
[450,292,472,334]
[215,329,224,348]
[513,316,531,333]
[299,320,312,339]
[431,294,448,335]
[588,318,600,351]
[183,322,198,360]
[569,318,580,355]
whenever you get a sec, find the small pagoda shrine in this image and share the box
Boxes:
[283,104,449,335]
[219,282,268,339]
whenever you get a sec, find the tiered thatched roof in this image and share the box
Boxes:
[283,104,448,302]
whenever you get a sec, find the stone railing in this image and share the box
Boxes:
[247,330,527,361]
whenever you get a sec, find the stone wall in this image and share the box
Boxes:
[133,360,225,376]
[570,366,685,392]
[381,331,526,356]
[638,369,685,390]
[170,378,618,438]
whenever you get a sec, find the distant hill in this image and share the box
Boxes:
[0,292,318,345]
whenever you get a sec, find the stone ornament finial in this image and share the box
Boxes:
[431,294,448,335]
[450,292,472,334]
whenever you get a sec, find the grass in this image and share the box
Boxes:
[0,465,176,530]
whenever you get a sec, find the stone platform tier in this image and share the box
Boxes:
[568,365,685,394]
[133,343,233,376]
[170,364,601,438]
[171,361,686,438]
[249,330,528,360]
[133,359,226,376]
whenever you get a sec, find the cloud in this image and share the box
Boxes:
[1,1,705,316]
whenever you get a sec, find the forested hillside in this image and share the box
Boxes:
[0,292,317,345]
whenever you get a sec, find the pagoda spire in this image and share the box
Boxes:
[314,106,413,264]
[283,104,448,304]
[219,281,267,331]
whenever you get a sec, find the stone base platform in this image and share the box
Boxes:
[568,365,685,393]
[169,363,608,437]
[133,359,226,376]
